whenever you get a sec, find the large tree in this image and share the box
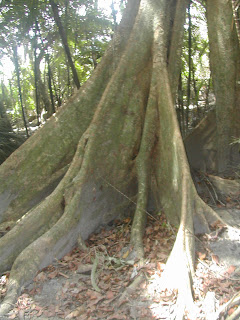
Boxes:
[0,0,238,318]
[185,0,240,174]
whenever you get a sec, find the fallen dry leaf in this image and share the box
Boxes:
[48,270,58,279]
[107,314,127,319]
[211,254,220,264]
[226,265,236,274]
[210,220,223,228]
[157,262,165,271]
[35,272,47,282]
[63,255,73,262]
[35,309,43,317]
[228,307,236,315]
[106,290,115,300]
[197,251,207,260]
[65,306,86,319]
[122,250,129,259]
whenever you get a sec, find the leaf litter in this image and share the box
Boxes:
[1,207,240,319]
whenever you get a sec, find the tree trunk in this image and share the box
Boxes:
[186,2,192,132]
[185,0,240,174]
[12,46,30,138]
[49,0,81,90]
[33,28,41,126]
[206,0,240,173]
[231,0,240,45]
[34,54,54,118]
[46,54,56,114]
[0,1,226,318]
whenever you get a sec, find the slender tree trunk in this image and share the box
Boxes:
[177,73,185,136]
[49,0,81,90]
[12,46,30,137]
[111,1,118,31]
[52,72,62,108]
[204,77,211,112]
[91,43,98,69]
[33,25,41,126]
[186,3,192,131]
[46,54,56,114]
[1,83,13,131]
[34,22,55,117]
[231,0,240,44]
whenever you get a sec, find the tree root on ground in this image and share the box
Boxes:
[130,75,157,258]
[91,254,102,293]
[118,273,146,304]
[216,291,240,320]
[0,133,88,276]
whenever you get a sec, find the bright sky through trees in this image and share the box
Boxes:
[99,0,122,22]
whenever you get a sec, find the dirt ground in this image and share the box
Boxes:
[1,187,240,319]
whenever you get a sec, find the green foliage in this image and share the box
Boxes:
[178,0,213,134]
[182,2,210,94]
[0,0,214,158]
[0,0,119,126]
[0,120,25,164]
[0,101,25,164]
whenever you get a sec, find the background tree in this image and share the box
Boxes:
[177,0,211,136]
[49,0,81,89]
[206,0,240,173]
[185,0,240,174]
[0,87,25,164]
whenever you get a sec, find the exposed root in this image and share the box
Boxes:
[0,195,63,274]
[131,59,158,258]
[208,175,240,198]
[0,221,16,237]
[0,279,19,316]
[91,254,102,293]
[226,305,240,320]
[160,221,196,319]
[216,291,240,320]
[195,191,233,229]
[118,273,145,304]
[0,211,81,315]
[77,234,88,251]
[130,181,147,259]
[0,133,88,275]
[0,2,233,319]
[0,158,90,316]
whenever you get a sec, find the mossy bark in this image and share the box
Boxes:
[0,0,140,224]
[0,0,225,318]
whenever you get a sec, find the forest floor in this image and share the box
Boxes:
[0,177,240,320]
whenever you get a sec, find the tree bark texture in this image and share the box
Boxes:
[206,0,240,173]
[0,0,227,318]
